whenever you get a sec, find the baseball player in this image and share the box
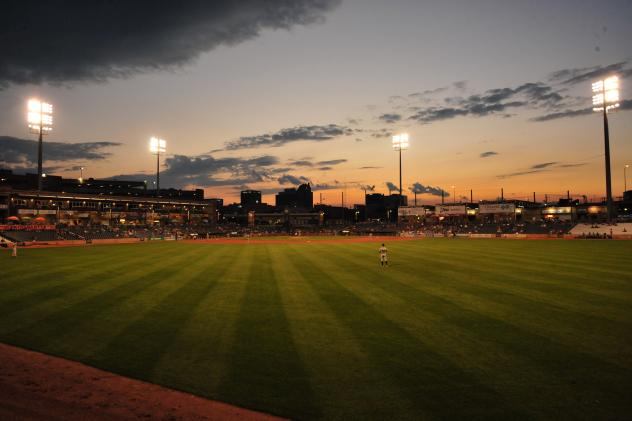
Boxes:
[378,243,388,266]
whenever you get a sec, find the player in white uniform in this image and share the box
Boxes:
[378,243,388,266]
[11,243,18,257]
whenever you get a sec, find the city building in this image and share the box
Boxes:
[275,183,313,210]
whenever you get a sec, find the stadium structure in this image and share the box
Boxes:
[2,168,632,244]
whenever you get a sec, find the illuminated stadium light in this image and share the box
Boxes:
[27,99,54,134]
[592,76,619,112]
[392,133,409,150]
[27,98,54,190]
[150,137,167,153]
[592,75,621,222]
[149,137,167,196]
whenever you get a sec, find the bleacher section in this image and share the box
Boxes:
[570,223,632,236]
[0,230,59,242]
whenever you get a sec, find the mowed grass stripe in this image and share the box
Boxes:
[291,244,526,420]
[150,245,261,395]
[0,246,179,336]
[1,245,204,355]
[216,245,319,420]
[364,243,632,365]
[0,240,631,420]
[391,242,632,318]
[83,245,240,379]
[444,240,632,281]
[52,245,231,360]
[0,244,153,306]
[320,244,632,417]
[277,245,422,420]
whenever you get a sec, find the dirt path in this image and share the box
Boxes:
[0,342,286,421]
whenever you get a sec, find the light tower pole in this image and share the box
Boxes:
[625,164,629,194]
[592,76,620,222]
[392,133,409,226]
[150,137,166,197]
[27,99,53,191]
[392,133,409,200]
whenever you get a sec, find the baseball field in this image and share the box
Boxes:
[1,238,631,419]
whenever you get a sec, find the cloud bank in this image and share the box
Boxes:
[0,0,340,88]
[0,136,121,169]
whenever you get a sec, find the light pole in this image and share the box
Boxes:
[452,185,456,204]
[79,166,84,183]
[27,99,53,191]
[149,137,166,197]
[625,164,629,194]
[392,133,409,201]
[592,76,620,222]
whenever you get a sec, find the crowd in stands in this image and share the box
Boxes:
[4,218,632,245]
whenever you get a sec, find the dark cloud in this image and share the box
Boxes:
[408,80,569,124]
[312,182,340,191]
[287,158,346,168]
[0,136,120,168]
[558,163,587,168]
[549,61,630,85]
[369,128,393,139]
[408,182,448,197]
[359,184,375,192]
[0,0,340,88]
[480,151,498,158]
[530,108,593,122]
[110,153,280,188]
[530,162,557,170]
[359,166,381,169]
[318,166,332,171]
[532,89,632,123]
[288,160,314,167]
[317,159,346,166]
[224,124,353,150]
[496,161,585,179]
[408,86,448,99]
[385,181,399,193]
[453,80,467,91]
[278,174,308,185]
[378,113,402,124]
[401,61,632,125]
[496,170,543,179]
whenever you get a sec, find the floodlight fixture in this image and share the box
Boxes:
[149,137,167,196]
[150,137,167,153]
[27,99,53,134]
[27,98,53,190]
[592,76,619,112]
[392,133,409,151]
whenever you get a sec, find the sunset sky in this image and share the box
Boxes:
[1,0,631,205]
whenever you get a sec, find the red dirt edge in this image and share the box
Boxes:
[0,342,286,421]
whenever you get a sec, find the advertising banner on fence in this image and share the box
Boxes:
[436,205,467,216]
[17,209,57,215]
[478,203,516,214]
[0,224,55,231]
[398,206,426,217]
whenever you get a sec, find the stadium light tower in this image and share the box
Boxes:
[392,133,409,200]
[624,164,629,194]
[27,99,53,190]
[149,137,166,197]
[592,76,620,222]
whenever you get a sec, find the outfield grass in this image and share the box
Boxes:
[1,239,631,420]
